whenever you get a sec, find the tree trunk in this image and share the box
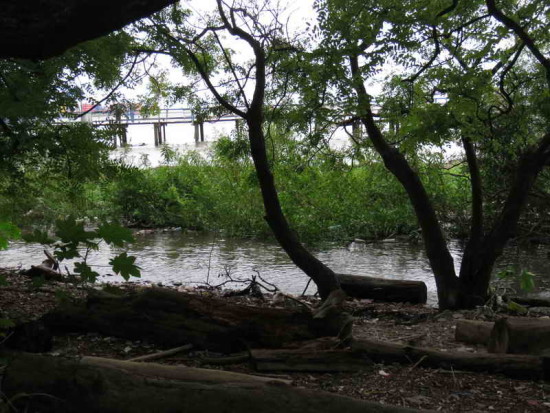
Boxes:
[348,54,460,310]
[2,353,419,413]
[455,320,494,345]
[338,274,427,304]
[246,118,342,300]
[41,288,345,352]
[458,151,549,306]
[488,317,550,355]
[187,22,342,301]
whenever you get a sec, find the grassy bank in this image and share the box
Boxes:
[0,135,471,244]
[86,139,470,243]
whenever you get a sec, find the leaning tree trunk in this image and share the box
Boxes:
[349,54,460,309]
[184,13,343,301]
[246,117,341,299]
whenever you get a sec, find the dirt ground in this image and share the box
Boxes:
[1,267,550,412]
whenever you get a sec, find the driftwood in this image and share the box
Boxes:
[488,317,550,355]
[455,320,494,345]
[42,288,346,352]
[2,353,420,413]
[24,250,63,281]
[337,274,427,304]
[25,264,63,281]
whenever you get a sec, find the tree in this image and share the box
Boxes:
[136,0,344,302]
[0,0,176,59]
[311,0,550,309]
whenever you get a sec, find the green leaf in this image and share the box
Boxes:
[74,262,100,283]
[519,270,535,292]
[109,252,141,281]
[22,229,54,245]
[55,216,97,244]
[97,222,134,247]
[496,269,515,280]
[54,244,81,261]
[0,222,20,250]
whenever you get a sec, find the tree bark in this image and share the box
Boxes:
[2,353,420,413]
[41,288,344,352]
[338,274,427,304]
[488,317,550,355]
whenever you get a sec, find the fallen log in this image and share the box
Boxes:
[42,288,346,352]
[504,294,550,308]
[127,344,193,362]
[337,274,427,304]
[251,348,372,372]
[455,320,494,345]
[488,317,550,355]
[250,342,546,379]
[352,339,546,380]
[2,353,420,413]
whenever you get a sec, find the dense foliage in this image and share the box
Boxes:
[0,0,548,308]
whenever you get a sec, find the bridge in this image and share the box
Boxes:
[67,97,446,148]
[73,107,242,147]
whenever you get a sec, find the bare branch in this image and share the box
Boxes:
[485,0,550,86]
[75,53,142,119]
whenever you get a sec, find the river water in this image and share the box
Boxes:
[1,232,549,306]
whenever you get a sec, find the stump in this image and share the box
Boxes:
[2,353,421,413]
[488,317,550,355]
[337,274,427,304]
[455,320,494,345]
[42,288,346,352]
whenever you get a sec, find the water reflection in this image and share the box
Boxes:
[1,232,548,306]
